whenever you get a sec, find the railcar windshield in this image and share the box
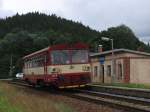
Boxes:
[71,50,88,63]
[51,50,89,64]
[51,50,70,64]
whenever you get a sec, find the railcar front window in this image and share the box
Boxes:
[51,50,70,64]
[71,50,88,63]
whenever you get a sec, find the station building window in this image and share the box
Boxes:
[118,63,123,79]
[107,65,111,77]
[99,65,104,76]
[94,66,98,77]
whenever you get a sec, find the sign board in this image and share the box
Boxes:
[99,57,105,64]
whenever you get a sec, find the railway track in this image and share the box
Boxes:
[8,80,150,112]
[86,85,150,99]
[70,89,150,112]
[8,80,33,87]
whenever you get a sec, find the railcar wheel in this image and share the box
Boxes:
[37,80,45,88]
[25,78,32,85]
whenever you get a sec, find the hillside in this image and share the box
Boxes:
[0,12,150,78]
[0,12,99,42]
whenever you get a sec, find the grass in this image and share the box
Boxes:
[55,103,75,112]
[0,91,22,112]
[0,81,75,112]
[93,83,150,89]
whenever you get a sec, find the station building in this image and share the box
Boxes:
[90,49,150,84]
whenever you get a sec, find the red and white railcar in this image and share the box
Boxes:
[22,43,91,88]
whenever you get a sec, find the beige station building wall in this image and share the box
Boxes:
[90,50,150,84]
[130,58,150,84]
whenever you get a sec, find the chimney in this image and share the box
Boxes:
[98,45,103,52]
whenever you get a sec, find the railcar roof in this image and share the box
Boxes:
[23,47,50,59]
[23,43,88,59]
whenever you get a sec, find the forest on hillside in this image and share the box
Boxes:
[0,12,150,78]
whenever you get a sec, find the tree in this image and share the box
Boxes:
[0,13,150,78]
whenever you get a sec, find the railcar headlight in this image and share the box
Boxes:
[52,68,62,73]
[52,68,56,72]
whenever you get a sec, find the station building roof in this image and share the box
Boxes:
[90,49,150,57]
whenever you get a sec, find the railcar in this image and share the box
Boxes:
[22,43,91,88]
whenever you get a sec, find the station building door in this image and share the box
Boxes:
[99,64,104,83]
[92,64,104,83]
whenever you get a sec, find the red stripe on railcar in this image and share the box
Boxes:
[23,72,91,87]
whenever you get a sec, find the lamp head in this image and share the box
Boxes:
[101,37,110,41]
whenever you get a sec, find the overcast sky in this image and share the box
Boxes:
[0,0,150,43]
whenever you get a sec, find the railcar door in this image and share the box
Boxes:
[44,53,47,75]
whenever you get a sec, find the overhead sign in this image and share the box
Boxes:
[99,57,105,64]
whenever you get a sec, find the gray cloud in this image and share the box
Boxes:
[0,0,2,9]
[0,10,14,18]
[0,0,15,18]
[60,0,150,40]
[0,0,150,42]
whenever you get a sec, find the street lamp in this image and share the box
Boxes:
[101,37,115,83]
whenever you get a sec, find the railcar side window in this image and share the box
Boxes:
[24,54,47,68]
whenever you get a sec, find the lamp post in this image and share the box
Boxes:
[9,54,15,77]
[101,37,115,83]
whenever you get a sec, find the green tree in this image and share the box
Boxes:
[0,13,150,78]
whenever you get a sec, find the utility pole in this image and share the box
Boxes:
[111,38,115,83]
[9,54,13,77]
[148,40,150,47]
